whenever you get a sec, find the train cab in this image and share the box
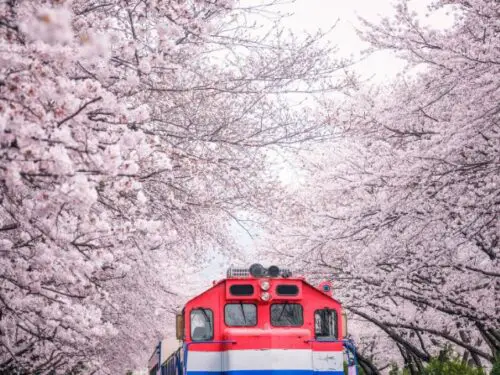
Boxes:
[167,264,353,375]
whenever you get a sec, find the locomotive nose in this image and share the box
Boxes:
[224,326,311,343]
[223,327,313,372]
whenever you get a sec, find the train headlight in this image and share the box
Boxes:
[268,265,280,277]
[260,280,270,291]
[249,263,266,278]
[261,292,270,301]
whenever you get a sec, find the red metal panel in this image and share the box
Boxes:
[183,277,344,354]
[225,279,259,300]
[270,279,303,300]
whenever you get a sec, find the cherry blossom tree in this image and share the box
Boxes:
[1,0,351,373]
[268,0,499,373]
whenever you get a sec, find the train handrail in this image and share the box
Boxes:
[162,346,182,375]
[183,340,237,375]
[175,348,182,375]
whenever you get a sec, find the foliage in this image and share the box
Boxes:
[343,362,366,375]
[423,358,485,375]
[491,356,500,375]
[0,0,349,373]
[269,0,499,371]
[387,358,485,375]
[389,364,410,375]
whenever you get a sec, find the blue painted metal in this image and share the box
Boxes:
[187,371,343,375]
[158,340,162,375]
[175,348,183,375]
[161,346,183,375]
[157,342,162,375]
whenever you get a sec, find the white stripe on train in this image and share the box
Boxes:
[186,350,344,372]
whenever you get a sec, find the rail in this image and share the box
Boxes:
[163,347,182,375]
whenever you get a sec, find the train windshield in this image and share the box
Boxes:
[225,303,257,326]
[315,309,338,338]
[270,303,303,326]
[190,308,214,341]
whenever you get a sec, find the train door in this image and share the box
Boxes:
[311,308,344,373]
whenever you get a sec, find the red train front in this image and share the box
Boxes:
[149,264,357,375]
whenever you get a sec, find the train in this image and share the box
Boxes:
[148,264,358,375]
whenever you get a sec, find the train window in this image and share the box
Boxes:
[229,284,254,296]
[276,285,299,296]
[315,309,338,339]
[225,303,257,326]
[190,308,213,341]
[270,303,303,326]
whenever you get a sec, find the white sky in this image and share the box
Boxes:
[282,0,405,80]
[281,0,454,80]
[201,0,455,280]
[283,0,397,47]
